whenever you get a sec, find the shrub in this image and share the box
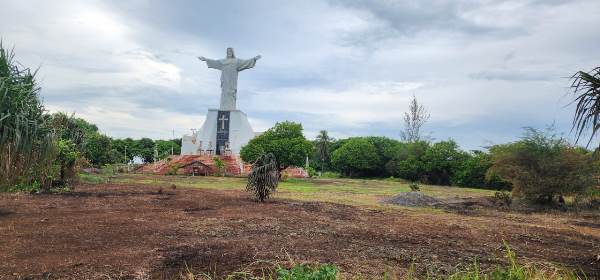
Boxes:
[54,139,81,187]
[166,163,182,176]
[492,191,512,207]
[320,171,341,178]
[409,182,421,192]
[305,166,318,178]
[331,138,381,177]
[213,157,225,176]
[488,128,596,203]
[452,150,511,190]
[277,264,337,280]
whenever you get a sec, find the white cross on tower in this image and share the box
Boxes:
[218,114,229,130]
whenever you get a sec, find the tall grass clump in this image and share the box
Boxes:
[0,43,56,191]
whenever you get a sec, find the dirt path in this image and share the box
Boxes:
[0,183,598,279]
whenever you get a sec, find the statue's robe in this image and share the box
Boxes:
[204,57,258,110]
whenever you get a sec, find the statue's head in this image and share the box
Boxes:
[226,47,235,58]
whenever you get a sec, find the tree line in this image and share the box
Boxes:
[49,112,181,167]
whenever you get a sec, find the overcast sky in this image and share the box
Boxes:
[1,0,599,150]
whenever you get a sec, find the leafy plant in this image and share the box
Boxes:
[167,163,183,176]
[55,139,81,187]
[493,191,512,207]
[246,153,280,202]
[213,157,225,176]
[409,182,421,192]
[277,264,337,280]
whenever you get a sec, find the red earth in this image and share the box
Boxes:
[1,183,599,279]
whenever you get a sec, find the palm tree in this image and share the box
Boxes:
[570,67,600,148]
[246,153,279,202]
[315,130,332,173]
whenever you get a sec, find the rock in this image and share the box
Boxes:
[385,191,440,207]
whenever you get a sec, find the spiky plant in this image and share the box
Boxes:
[570,67,600,148]
[246,153,279,202]
[0,43,56,191]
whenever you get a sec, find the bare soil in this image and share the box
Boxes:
[1,183,599,279]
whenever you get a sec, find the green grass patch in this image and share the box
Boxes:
[90,174,496,208]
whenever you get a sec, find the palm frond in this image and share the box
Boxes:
[246,153,279,202]
[569,67,600,148]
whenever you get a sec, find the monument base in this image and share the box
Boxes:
[181,109,255,156]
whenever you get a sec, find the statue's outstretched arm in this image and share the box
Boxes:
[237,55,261,71]
[198,56,223,70]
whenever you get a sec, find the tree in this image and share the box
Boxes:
[246,153,279,202]
[365,136,400,176]
[315,130,332,173]
[451,150,510,190]
[400,95,430,143]
[155,139,181,160]
[111,138,136,163]
[240,121,313,172]
[488,128,596,203]
[82,133,114,166]
[331,138,380,177]
[570,67,600,148]
[421,140,467,185]
[136,138,155,163]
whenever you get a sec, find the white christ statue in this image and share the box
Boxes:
[198,47,261,110]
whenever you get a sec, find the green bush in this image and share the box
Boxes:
[409,182,421,192]
[213,157,225,176]
[452,150,511,190]
[331,138,381,177]
[277,264,337,280]
[320,171,341,178]
[305,166,318,178]
[8,182,41,193]
[488,128,596,203]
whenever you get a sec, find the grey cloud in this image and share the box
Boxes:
[469,70,553,82]
[2,0,599,149]
[331,0,526,42]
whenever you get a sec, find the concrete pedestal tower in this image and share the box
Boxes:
[181,47,261,156]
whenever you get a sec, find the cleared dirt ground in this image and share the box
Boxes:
[1,182,599,279]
